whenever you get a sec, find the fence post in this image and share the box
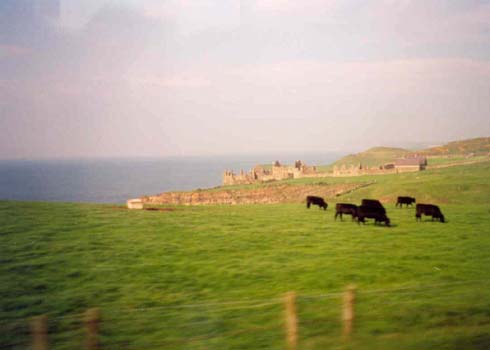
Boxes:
[284,291,298,350]
[31,315,48,350]
[84,308,101,350]
[342,284,356,340]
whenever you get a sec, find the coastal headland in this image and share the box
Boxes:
[140,137,490,206]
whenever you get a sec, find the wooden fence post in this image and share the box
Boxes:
[342,284,356,340]
[84,308,101,350]
[284,291,298,350]
[31,315,48,350]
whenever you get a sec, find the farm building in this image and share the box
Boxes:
[394,156,427,172]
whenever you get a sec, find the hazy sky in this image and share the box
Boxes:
[1,0,489,159]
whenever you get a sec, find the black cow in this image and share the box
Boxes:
[357,205,391,226]
[416,204,445,222]
[335,203,358,221]
[361,199,386,214]
[396,196,416,208]
[306,196,328,210]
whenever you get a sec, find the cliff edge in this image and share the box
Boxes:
[142,182,372,206]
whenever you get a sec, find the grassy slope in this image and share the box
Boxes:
[427,155,488,166]
[417,137,490,156]
[320,137,489,171]
[289,161,490,204]
[218,161,490,204]
[1,163,490,350]
[227,137,489,176]
[325,147,411,170]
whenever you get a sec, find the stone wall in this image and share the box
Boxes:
[332,164,398,177]
[222,170,256,186]
[394,165,421,173]
[223,160,319,186]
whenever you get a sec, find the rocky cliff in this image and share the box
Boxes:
[142,182,372,206]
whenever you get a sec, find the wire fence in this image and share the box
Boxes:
[2,279,490,350]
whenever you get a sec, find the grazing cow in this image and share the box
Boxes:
[416,204,445,222]
[306,196,328,210]
[335,203,358,221]
[396,196,416,208]
[357,205,391,226]
[361,199,386,214]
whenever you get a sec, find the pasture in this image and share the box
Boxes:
[1,162,490,349]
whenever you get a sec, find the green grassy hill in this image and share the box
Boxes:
[1,162,490,350]
[325,147,411,170]
[318,137,489,171]
[415,137,490,156]
[285,161,490,205]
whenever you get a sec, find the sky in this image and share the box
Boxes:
[0,0,489,159]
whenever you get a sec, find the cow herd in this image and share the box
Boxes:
[305,195,445,226]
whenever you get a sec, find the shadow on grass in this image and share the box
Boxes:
[451,333,490,350]
[416,219,447,224]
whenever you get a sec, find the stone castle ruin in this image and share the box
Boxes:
[223,160,318,186]
[223,156,428,185]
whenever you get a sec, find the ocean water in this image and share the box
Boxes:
[0,153,343,204]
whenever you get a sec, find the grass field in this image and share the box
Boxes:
[319,147,410,172]
[1,163,490,349]
[427,155,488,166]
[220,161,490,205]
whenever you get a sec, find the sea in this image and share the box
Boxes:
[0,152,344,204]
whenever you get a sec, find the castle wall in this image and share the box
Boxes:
[223,160,319,185]
[272,165,293,180]
[222,170,256,186]
[332,164,398,177]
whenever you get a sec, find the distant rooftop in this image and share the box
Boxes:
[394,156,427,166]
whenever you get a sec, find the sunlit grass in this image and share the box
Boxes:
[1,162,489,349]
